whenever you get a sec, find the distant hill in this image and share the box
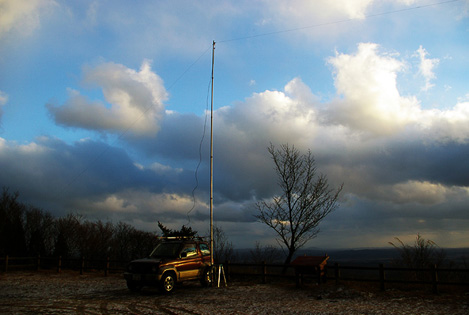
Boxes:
[299,248,399,266]
[234,247,469,266]
[300,248,469,266]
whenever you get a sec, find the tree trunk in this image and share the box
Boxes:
[282,249,295,274]
[284,250,294,266]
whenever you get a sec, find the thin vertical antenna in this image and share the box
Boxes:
[210,40,215,267]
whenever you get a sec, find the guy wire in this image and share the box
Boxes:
[186,77,212,223]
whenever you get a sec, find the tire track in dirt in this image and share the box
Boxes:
[154,299,202,315]
[127,302,158,314]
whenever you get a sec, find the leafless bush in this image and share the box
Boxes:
[213,225,235,263]
[389,234,447,282]
[389,234,446,269]
[249,242,282,264]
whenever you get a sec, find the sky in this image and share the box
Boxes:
[1,0,469,250]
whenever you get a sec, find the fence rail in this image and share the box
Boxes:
[223,261,469,293]
[0,255,127,276]
[2,256,468,293]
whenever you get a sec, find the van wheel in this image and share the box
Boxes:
[160,273,176,293]
[200,267,213,287]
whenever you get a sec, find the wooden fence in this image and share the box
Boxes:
[0,255,127,276]
[223,261,469,293]
[2,256,468,293]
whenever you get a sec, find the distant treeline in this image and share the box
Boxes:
[0,188,159,261]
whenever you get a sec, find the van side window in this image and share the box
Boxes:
[180,243,197,258]
[199,243,210,256]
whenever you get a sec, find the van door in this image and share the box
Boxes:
[176,243,201,280]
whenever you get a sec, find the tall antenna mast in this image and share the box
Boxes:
[210,40,215,267]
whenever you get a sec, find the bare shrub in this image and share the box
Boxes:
[389,234,447,282]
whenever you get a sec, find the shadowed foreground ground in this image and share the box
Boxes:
[0,271,468,314]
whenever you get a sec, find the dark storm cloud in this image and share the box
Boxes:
[129,112,207,162]
[0,137,190,215]
[392,141,469,187]
[353,139,469,189]
[128,110,279,203]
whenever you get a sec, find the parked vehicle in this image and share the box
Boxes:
[124,237,212,293]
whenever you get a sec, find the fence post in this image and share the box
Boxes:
[317,266,322,285]
[80,257,85,275]
[4,255,8,273]
[57,256,62,273]
[36,255,41,271]
[431,264,439,294]
[104,257,110,277]
[224,261,230,281]
[262,261,267,284]
[334,262,340,285]
[379,264,385,291]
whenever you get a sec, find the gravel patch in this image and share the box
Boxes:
[0,271,468,314]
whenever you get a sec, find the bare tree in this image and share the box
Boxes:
[255,144,343,266]
[213,226,235,263]
[53,213,83,258]
[0,188,27,256]
[77,220,114,260]
[24,207,55,256]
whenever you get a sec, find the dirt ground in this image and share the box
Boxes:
[0,270,468,314]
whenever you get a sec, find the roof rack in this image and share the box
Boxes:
[157,236,207,241]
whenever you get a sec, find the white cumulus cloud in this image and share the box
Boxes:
[260,0,421,41]
[324,43,420,135]
[422,100,469,143]
[265,0,374,23]
[0,90,7,121]
[0,0,56,38]
[0,90,7,105]
[216,77,318,149]
[47,60,168,137]
[390,180,448,205]
[414,45,439,91]
[319,43,469,142]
